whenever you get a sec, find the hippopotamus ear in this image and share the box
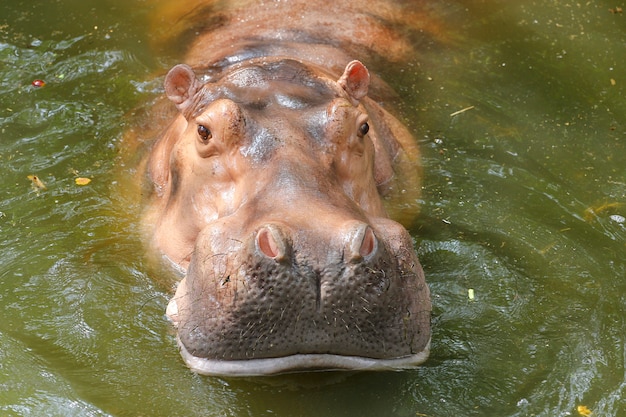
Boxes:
[338,60,370,105]
[164,64,203,111]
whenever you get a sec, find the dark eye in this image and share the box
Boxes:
[197,124,212,142]
[358,122,369,137]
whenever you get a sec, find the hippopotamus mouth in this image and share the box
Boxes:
[146,57,431,376]
[176,341,432,377]
[165,217,430,376]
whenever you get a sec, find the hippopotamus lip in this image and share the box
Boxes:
[176,335,431,377]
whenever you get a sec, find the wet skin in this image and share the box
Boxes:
[142,0,431,376]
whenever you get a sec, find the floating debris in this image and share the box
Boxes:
[27,174,46,190]
[75,177,92,186]
[577,404,592,416]
[583,201,624,222]
[450,106,475,117]
[31,79,46,88]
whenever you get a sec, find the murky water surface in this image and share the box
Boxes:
[1,1,625,416]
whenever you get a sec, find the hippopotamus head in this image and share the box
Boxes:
[146,58,430,376]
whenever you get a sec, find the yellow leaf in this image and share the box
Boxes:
[583,201,624,222]
[75,177,91,186]
[577,405,592,417]
[27,175,47,190]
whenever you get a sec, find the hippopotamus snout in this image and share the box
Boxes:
[255,221,377,263]
[166,211,429,375]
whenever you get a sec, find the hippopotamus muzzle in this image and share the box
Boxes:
[146,58,431,376]
[166,213,430,376]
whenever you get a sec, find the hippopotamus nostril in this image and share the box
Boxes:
[256,224,288,261]
[359,226,377,258]
[345,223,378,262]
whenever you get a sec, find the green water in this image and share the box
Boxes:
[0,0,624,416]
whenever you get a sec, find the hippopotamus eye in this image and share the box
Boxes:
[197,124,212,142]
[357,122,369,137]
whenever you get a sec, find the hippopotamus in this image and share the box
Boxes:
[141,0,431,376]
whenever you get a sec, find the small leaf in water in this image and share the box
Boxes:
[31,79,46,87]
[27,175,46,190]
[577,405,592,416]
[75,177,91,186]
[583,201,624,222]
[468,288,475,301]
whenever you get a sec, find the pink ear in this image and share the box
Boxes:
[164,64,203,111]
[338,60,370,105]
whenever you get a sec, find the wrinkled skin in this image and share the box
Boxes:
[142,0,431,376]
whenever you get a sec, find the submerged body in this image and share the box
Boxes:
[142,0,432,376]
